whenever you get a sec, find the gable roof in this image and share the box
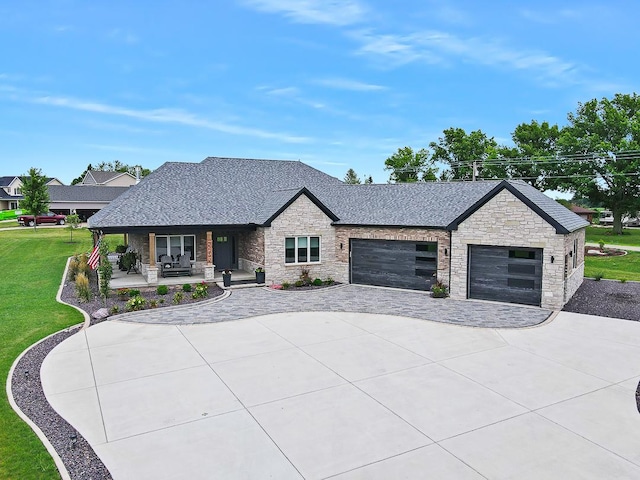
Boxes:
[82,170,136,185]
[47,185,130,202]
[0,176,17,187]
[447,180,589,234]
[88,157,588,234]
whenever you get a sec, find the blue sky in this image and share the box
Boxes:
[1,1,638,188]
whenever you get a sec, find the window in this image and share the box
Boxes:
[156,235,195,262]
[509,249,536,259]
[285,236,320,264]
[572,239,578,269]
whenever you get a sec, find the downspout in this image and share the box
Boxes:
[448,229,452,291]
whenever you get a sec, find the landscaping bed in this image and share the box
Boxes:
[562,279,640,322]
[62,267,224,319]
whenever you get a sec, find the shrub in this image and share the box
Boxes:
[594,272,604,281]
[281,281,291,290]
[182,283,192,292]
[294,280,304,287]
[149,299,158,308]
[109,305,119,315]
[75,272,91,302]
[598,239,605,251]
[173,291,184,304]
[68,257,79,280]
[117,288,130,300]
[192,282,209,299]
[620,278,627,283]
[129,289,141,297]
[156,285,169,295]
[125,295,146,311]
[324,277,335,285]
[115,244,128,254]
[313,278,323,286]
[159,298,165,304]
[299,268,312,286]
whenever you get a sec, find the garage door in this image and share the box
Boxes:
[468,245,542,306]
[350,239,437,291]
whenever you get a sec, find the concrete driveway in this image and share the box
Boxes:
[41,311,640,479]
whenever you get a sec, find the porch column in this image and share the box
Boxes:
[205,231,215,281]
[149,233,156,267]
[147,232,158,284]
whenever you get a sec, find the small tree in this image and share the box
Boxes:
[364,175,373,184]
[20,167,50,230]
[343,168,361,184]
[66,213,81,242]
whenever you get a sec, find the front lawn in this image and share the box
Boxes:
[0,228,92,479]
[585,226,640,247]
[584,251,640,282]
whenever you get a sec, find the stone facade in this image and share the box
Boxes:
[334,226,451,285]
[264,195,339,284]
[449,189,585,310]
[238,228,265,272]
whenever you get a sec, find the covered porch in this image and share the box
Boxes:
[100,225,265,287]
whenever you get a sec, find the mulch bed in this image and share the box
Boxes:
[562,279,640,322]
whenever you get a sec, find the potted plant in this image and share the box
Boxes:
[430,280,448,298]
[222,269,232,287]
[255,267,265,284]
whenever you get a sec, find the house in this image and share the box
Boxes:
[80,170,137,187]
[570,205,596,223]
[48,185,130,221]
[0,175,63,211]
[88,157,589,310]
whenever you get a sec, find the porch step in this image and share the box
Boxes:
[216,281,265,290]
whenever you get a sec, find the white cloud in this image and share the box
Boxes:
[313,77,386,91]
[353,29,581,86]
[108,28,139,44]
[242,0,366,26]
[27,93,311,143]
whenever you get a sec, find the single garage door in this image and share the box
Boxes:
[350,239,437,291]
[468,245,542,306]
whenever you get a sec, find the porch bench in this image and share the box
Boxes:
[160,255,192,278]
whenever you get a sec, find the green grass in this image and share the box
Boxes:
[0,220,20,229]
[585,226,640,247]
[0,228,92,479]
[585,251,640,282]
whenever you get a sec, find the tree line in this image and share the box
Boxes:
[344,93,640,234]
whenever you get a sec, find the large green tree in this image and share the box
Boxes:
[430,128,497,180]
[384,146,437,183]
[20,167,50,230]
[556,93,640,234]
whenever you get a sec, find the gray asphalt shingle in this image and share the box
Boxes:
[88,157,588,233]
[47,185,130,202]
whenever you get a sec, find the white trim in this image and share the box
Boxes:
[155,234,196,262]
[284,235,321,265]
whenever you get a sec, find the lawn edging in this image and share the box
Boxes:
[57,256,91,329]
[5,330,73,480]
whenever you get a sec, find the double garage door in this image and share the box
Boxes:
[350,239,437,291]
[468,245,543,306]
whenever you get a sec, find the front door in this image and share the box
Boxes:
[214,235,236,270]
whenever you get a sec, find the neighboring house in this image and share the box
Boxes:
[48,185,130,221]
[570,205,596,223]
[80,170,137,187]
[88,157,589,310]
[0,175,63,211]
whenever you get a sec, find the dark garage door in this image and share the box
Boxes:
[468,245,542,306]
[350,239,437,291]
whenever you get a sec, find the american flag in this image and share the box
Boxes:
[88,240,101,270]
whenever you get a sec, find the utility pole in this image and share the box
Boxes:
[472,161,477,181]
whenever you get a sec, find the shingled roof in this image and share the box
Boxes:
[88,157,588,233]
[47,185,130,202]
[82,170,135,185]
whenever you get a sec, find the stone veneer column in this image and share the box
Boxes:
[204,231,215,281]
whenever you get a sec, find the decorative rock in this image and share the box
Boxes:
[91,308,109,319]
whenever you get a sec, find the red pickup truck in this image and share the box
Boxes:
[18,212,67,226]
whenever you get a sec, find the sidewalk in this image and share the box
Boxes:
[586,243,640,252]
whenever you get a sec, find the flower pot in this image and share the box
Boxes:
[255,271,265,284]
[222,273,231,287]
